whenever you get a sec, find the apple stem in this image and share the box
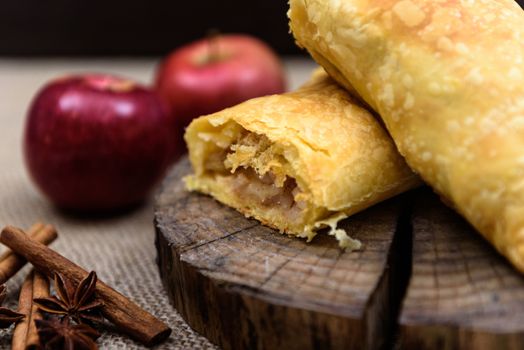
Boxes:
[206,29,221,64]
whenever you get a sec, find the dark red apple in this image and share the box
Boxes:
[154,34,286,146]
[24,74,175,212]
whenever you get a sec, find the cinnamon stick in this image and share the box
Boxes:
[0,223,57,284]
[11,273,33,350]
[11,270,50,350]
[27,272,49,349]
[0,223,43,263]
[0,226,172,347]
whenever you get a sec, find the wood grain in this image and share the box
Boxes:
[156,159,524,349]
[398,189,524,350]
[155,157,411,350]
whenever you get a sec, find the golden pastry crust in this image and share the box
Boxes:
[184,69,419,248]
[289,0,524,271]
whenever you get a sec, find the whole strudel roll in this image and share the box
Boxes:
[184,69,420,249]
[289,1,524,271]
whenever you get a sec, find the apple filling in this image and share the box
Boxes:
[186,122,362,249]
[208,132,315,232]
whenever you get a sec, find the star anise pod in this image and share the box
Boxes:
[36,317,100,350]
[0,284,24,328]
[34,271,104,325]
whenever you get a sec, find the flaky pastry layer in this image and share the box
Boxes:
[185,69,419,248]
[289,0,524,271]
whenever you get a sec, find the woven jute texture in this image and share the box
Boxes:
[0,58,315,349]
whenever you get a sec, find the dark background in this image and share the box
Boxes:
[0,0,300,56]
[1,0,523,56]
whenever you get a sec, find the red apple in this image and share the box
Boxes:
[154,34,286,149]
[24,74,175,212]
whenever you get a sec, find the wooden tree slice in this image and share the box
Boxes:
[398,189,524,349]
[154,157,411,350]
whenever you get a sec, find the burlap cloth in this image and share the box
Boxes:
[0,58,314,349]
